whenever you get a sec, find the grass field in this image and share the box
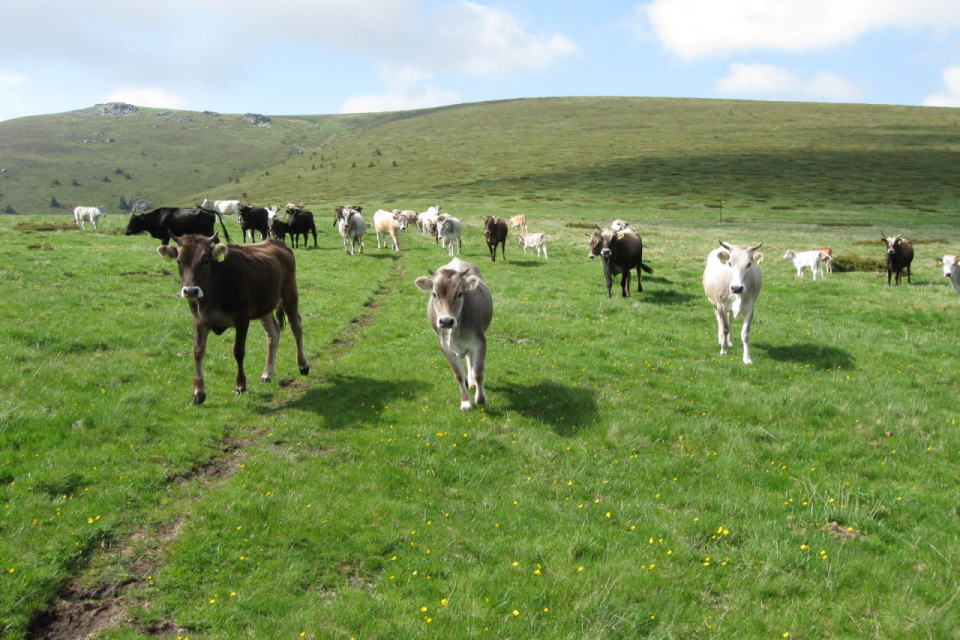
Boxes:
[1,196,959,639]
[1,97,959,639]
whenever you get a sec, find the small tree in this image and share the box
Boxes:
[50,196,62,208]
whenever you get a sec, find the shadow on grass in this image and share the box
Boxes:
[759,343,856,369]
[506,260,547,267]
[488,380,598,437]
[643,289,697,305]
[283,374,428,429]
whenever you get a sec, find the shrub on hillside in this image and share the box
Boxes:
[832,255,886,273]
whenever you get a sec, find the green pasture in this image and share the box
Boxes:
[1,198,958,639]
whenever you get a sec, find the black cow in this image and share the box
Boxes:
[156,234,309,405]
[881,232,914,285]
[286,207,317,249]
[482,216,508,262]
[270,219,291,244]
[238,205,270,242]
[587,228,654,298]
[125,207,232,245]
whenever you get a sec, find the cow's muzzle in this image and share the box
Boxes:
[730,285,745,294]
[600,248,612,257]
[180,286,204,299]
[438,316,457,329]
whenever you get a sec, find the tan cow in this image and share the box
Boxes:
[373,209,407,251]
[415,258,494,410]
[509,214,528,234]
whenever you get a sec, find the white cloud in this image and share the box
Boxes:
[643,0,960,60]
[103,88,186,110]
[714,63,862,102]
[434,1,581,78]
[0,72,25,87]
[340,66,460,114]
[923,66,960,107]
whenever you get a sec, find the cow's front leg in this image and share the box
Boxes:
[441,347,473,410]
[714,307,731,356]
[260,314,281,382]
[192,322,209,405]
[233,321,250,395]
[465,340,487,407]
[740,308,755,364]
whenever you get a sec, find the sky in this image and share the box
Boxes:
[2,0,960,123]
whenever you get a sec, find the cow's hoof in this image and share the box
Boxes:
[235,387,247,396]
[460,401,473,411]
[193,392,206,405]
[260,375,272,383]
[299,365,310,375]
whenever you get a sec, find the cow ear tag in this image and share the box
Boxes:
[213,244,229,262]
[616,232,625,240]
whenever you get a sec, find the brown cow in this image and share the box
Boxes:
[482,216,508,262]
[157,234,309,405]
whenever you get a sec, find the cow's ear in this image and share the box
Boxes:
[717,251,731,264]
[212,243,229,262]
[753,252,764,264]
[157,245,178,261]
[936,258,944,266]
[463,275,482,291]
[415,276,434,292]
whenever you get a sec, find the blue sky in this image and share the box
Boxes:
[2,0,960,123]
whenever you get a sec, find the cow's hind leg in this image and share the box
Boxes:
[282,296,310,375]
[233,320,250,396]
[260,314,281,382]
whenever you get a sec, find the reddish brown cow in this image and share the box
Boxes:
[483,216,508,262]
[158,234,309,405]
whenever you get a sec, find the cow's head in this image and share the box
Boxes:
[157,234,228,300]
[938,255,959,278]
[124,213,145,235]
[718,241,763,295]
[781,249,796,261]
[482,216,500,238]
[415,267,482,330]
[587,228,617,259]
[881,232,905,255]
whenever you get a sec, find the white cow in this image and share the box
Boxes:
[336,206,366,255]
[200,199,242,223]
[611,219,637,234]
[703,242,763,364]
[517,232,548,259]
[782,249,825,280]
[415,258,494,411]
[373,209,407,251]
[437,217,463,256]
[937,255,960,295]
[73,206,106,229]
[265,205,280,230]
[417,205,442,236]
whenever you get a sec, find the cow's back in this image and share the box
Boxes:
[212,240,296,319]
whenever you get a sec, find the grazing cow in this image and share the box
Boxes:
[125,207,232,245]
[517,232,548,259]
[270,219,291,244]
[437,216,463,257]
[482,216,509,262]
[937,255,960,295]
[881,232,914,285]
[285,207,317,248]
[237,205,271,242]
[587,228,653,298]
[156,234,309,405]
[509,214,528,234]
[335,206,366,255]
[782,249,825,280]
[703,241,763,364]
[415,258,494,411]
[73,206,106,229]
[373,209,407,251]
[200,199,241,223]
[611,219,637,234]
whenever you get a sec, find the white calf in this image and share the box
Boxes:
[782,249,825,280]
[73,206,106,229]
[336,207,366,255]
[703,242,763,364]
[437,217,463,257]
[517,232,548,259]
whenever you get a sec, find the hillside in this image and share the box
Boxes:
[0,103,338,215]
[2,97,959,223]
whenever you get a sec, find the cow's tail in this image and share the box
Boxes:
[640,262,654,274]
[276,308,287,330]
[214,211,233,243]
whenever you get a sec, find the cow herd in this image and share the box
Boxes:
[71,198,946,408]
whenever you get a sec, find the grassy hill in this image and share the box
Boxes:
[3,97,959,224]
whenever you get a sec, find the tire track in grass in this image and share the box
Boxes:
[23,265,408,639]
